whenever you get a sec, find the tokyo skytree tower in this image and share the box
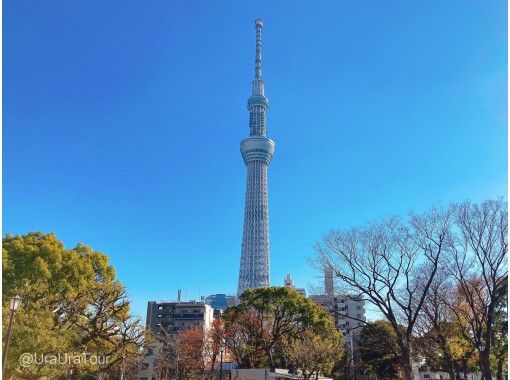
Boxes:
[237,19,275,295]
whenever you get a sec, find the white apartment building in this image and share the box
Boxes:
[308,268,366,342]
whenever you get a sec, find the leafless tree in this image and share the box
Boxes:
[150,328,179,380]
[446,199,507,380]
[94,317,146,379]
[313,206,452,380]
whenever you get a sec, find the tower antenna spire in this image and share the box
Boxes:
[252,19,265,96]
[254,18,263,80]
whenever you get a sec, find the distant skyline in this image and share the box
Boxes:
[4,1,507,319]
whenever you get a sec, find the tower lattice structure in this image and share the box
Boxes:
[237,19,275,295]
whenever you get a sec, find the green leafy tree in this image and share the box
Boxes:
[2,232,144,379]
[223,286,343,372]
[359,321,401,379]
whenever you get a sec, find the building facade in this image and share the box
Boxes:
[237,19,275,295]
[145,300,214,335]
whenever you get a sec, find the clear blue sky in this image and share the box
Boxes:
[4,1,507,319]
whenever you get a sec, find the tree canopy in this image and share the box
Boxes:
[223,286,343,376]
[2,232,144,379]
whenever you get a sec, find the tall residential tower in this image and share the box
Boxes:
[237,19,275,295]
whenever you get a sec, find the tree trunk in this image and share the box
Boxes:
[210,352,217,379]
[483,351,492,380]
[447,362,455,380]
[267,347,275,372]
[440,343,456,380]
[496,357,504,380]
[402,349,414,380]
[480,351,493,380]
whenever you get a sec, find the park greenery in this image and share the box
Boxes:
[358,320,401,379]
[1,198,507,380]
